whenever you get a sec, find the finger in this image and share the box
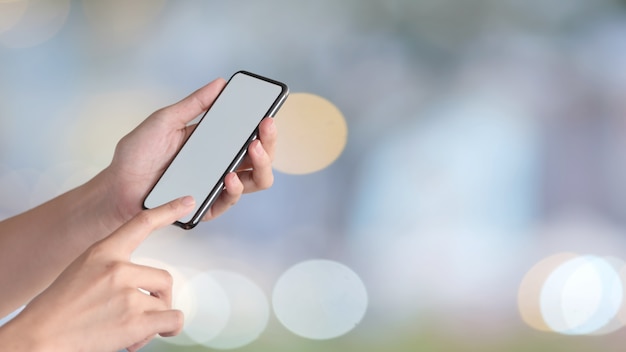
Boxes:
[125,297,180,351]
[130,264,174,307]
[238,140,274,193]
[236,118,277,170]
[165,78,227,125]
[258,117,277,161]
[201,172,243,221]
[103,196,195,258]
[127,336,152,352]
[143,309,185,338]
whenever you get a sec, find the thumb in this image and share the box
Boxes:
[164,78,226,125]
[103,196,195,258]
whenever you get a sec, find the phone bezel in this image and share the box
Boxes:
[142,70,289,229]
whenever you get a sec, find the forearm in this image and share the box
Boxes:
[0,171,122,317]
[0,315,46,352]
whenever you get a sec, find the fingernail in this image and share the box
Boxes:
[181,196,195,206]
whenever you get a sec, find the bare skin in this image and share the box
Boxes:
[0,78,277,350]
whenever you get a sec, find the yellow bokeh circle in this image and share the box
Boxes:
[0,0,29,35]
[273,93,348,175]
[0,0,71,48]
[82,0,166,46]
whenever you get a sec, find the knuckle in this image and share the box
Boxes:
[84,242,107,260]
[116,288,141,317]
[158,297,170,310]
[122,287,138,305]
[104,261,127,286]
[160,269,174,287]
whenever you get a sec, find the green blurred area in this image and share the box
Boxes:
[148,320,626,352]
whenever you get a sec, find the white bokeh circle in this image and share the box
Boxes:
[540,255,623,335]
[183,272,232,344]
[272,259,368,340]
[202,270,270,350]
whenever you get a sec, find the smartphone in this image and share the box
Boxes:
[143,70,289,229]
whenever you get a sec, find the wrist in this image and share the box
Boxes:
[0,315,49,352]
[78,169,128,239]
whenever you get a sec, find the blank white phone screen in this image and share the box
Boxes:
[143,72,286,225]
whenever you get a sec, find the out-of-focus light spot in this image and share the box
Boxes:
[518,252,578,332]
[68,89,167,170]
[82,0,165,47]
[272,259,367,340]
[130,257,192,316]
[130,258,202,345]
[158,266,203,346]
[273,93,348,175]
[540,255,623,335]
[617,264,626,329]
[0,0,29,35]
[0,0,70,48]
[201,270,270,350]
[182,272,231,345]
[591,256,626,335]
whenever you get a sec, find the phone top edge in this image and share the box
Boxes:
[145,70,289,230]
[233,70,289,95]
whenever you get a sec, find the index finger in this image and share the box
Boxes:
[164,78,227,125]
[103,196,196,258]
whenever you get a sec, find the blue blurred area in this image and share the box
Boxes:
[3,0,626,350]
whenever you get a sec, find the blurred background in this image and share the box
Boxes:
[3,0,626,351]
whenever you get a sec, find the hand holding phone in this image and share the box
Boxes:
[143,71,289,229]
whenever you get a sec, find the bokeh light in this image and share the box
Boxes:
[5,1,626,351]
[272,259,368,340]
[160,266,204,346]
[181,271,231,345]
[0,0,29,35]
[129,259,203,346]
[130,264,270,348]
[201,270,270,350]
[540,255,623,335]
[0,0,71,48]
[591,256,626,335]
[518,252,578,332]
[81,0,166,47]
[520,253,626,336]
[273,93,348,175]
[130,257,193,317]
